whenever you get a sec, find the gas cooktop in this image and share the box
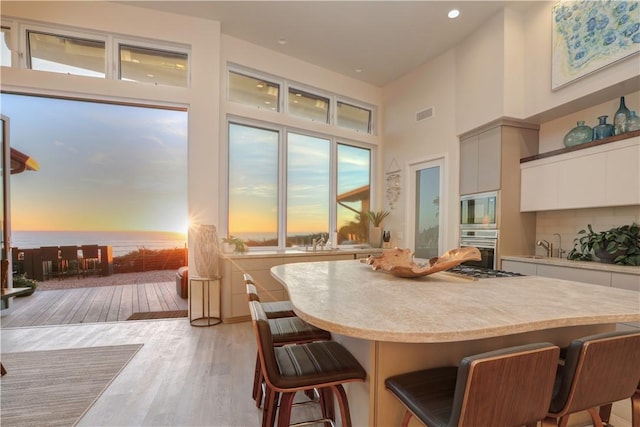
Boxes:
[446,265,525,279]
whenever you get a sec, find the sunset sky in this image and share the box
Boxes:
[2,93,188,234]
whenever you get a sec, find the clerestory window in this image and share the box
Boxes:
[27,30,106,77]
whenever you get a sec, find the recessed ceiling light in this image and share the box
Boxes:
[256,83,264,88]
[355,68,363,73]
[448,9,460,19]
[277,38,287,45]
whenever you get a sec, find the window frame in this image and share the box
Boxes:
[336,98,374,134]
[1,21,17,67]
[21,24,109,77]
[114,37,191,87]
[227,65,284,112]
[224,116,375,251]
[286,84,332,124]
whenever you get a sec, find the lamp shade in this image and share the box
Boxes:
[194,224,220,279]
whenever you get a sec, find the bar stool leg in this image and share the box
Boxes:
[319,387,335,424]
[277,392,296,427]
[331,384,353,427]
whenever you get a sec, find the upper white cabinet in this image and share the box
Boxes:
[521,136,640,212]
[460,127,501,195]
[459,120,538,196]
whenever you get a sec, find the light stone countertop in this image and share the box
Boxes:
[271,259,640,343]
[502,255,640,275]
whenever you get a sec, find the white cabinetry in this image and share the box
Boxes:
[460,126,502,195]
[521,137,640,212]
[502,258,640,292]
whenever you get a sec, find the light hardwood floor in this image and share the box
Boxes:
[0,319,327,427]
[1,319,635,427]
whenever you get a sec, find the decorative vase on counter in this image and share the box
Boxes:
[628,111,640,132]
[592,115,614,140]
[613,96,630,135]
[563,121,593,147]
[369,226,382,248]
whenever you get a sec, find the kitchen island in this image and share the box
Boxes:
[271,259,640,426]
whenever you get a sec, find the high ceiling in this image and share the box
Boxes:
[119,1,536,87]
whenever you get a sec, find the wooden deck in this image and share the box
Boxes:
[0,281,187,328]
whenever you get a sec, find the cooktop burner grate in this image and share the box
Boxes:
[446,265,525,279]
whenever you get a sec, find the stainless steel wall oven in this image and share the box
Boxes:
[460,229,498,270]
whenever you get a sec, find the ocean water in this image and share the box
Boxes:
[11,230,187,257]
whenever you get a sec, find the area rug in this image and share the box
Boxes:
[127,310,188,320]
[0,344,143,426]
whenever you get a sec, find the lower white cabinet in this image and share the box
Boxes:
[502,259,640,292]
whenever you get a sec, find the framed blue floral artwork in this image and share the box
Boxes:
[552,0,640,90]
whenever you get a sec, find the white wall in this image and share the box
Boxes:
[454,10,506,134]
[1,1,220,276]
[382,50,458,250]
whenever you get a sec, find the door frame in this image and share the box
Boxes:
[406,154,449,260]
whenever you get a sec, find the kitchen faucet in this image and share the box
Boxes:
[553,233,565,258]
[536,239,553,257]
[312,235,326,251]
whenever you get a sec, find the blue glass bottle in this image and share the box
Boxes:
[613,96,630,135]
[592,116,614,140]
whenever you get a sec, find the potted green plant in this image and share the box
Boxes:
[221,235,248,253]
[567,223,640,265]
[12,274,38,296]
[365,210,390,248]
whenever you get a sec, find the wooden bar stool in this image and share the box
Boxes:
[245,273,331,408]
[245,275,296,319]
[385,342,560,427]
[250,301,366,427]
[545,330,640,427]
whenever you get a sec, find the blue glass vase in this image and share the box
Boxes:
[628,111,640,132]
[592,116,614,140]
[563,121,593,147]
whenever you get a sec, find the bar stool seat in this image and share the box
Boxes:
[250,301,366,427]
[385,342,560,427]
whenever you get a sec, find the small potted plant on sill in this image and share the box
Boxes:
[365,210,390,248]
[567,223,640,266]
[221,235,248,253]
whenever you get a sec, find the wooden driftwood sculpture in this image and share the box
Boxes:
[362,247,481,278]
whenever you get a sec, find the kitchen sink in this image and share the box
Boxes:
[520,255,545,259]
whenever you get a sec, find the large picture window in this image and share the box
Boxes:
[227,121,372,249]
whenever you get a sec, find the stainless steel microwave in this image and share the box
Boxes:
[460,191,497,229]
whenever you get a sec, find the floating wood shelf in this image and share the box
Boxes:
[521,129,640,163]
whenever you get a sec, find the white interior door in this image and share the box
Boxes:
[408,157,445,260]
